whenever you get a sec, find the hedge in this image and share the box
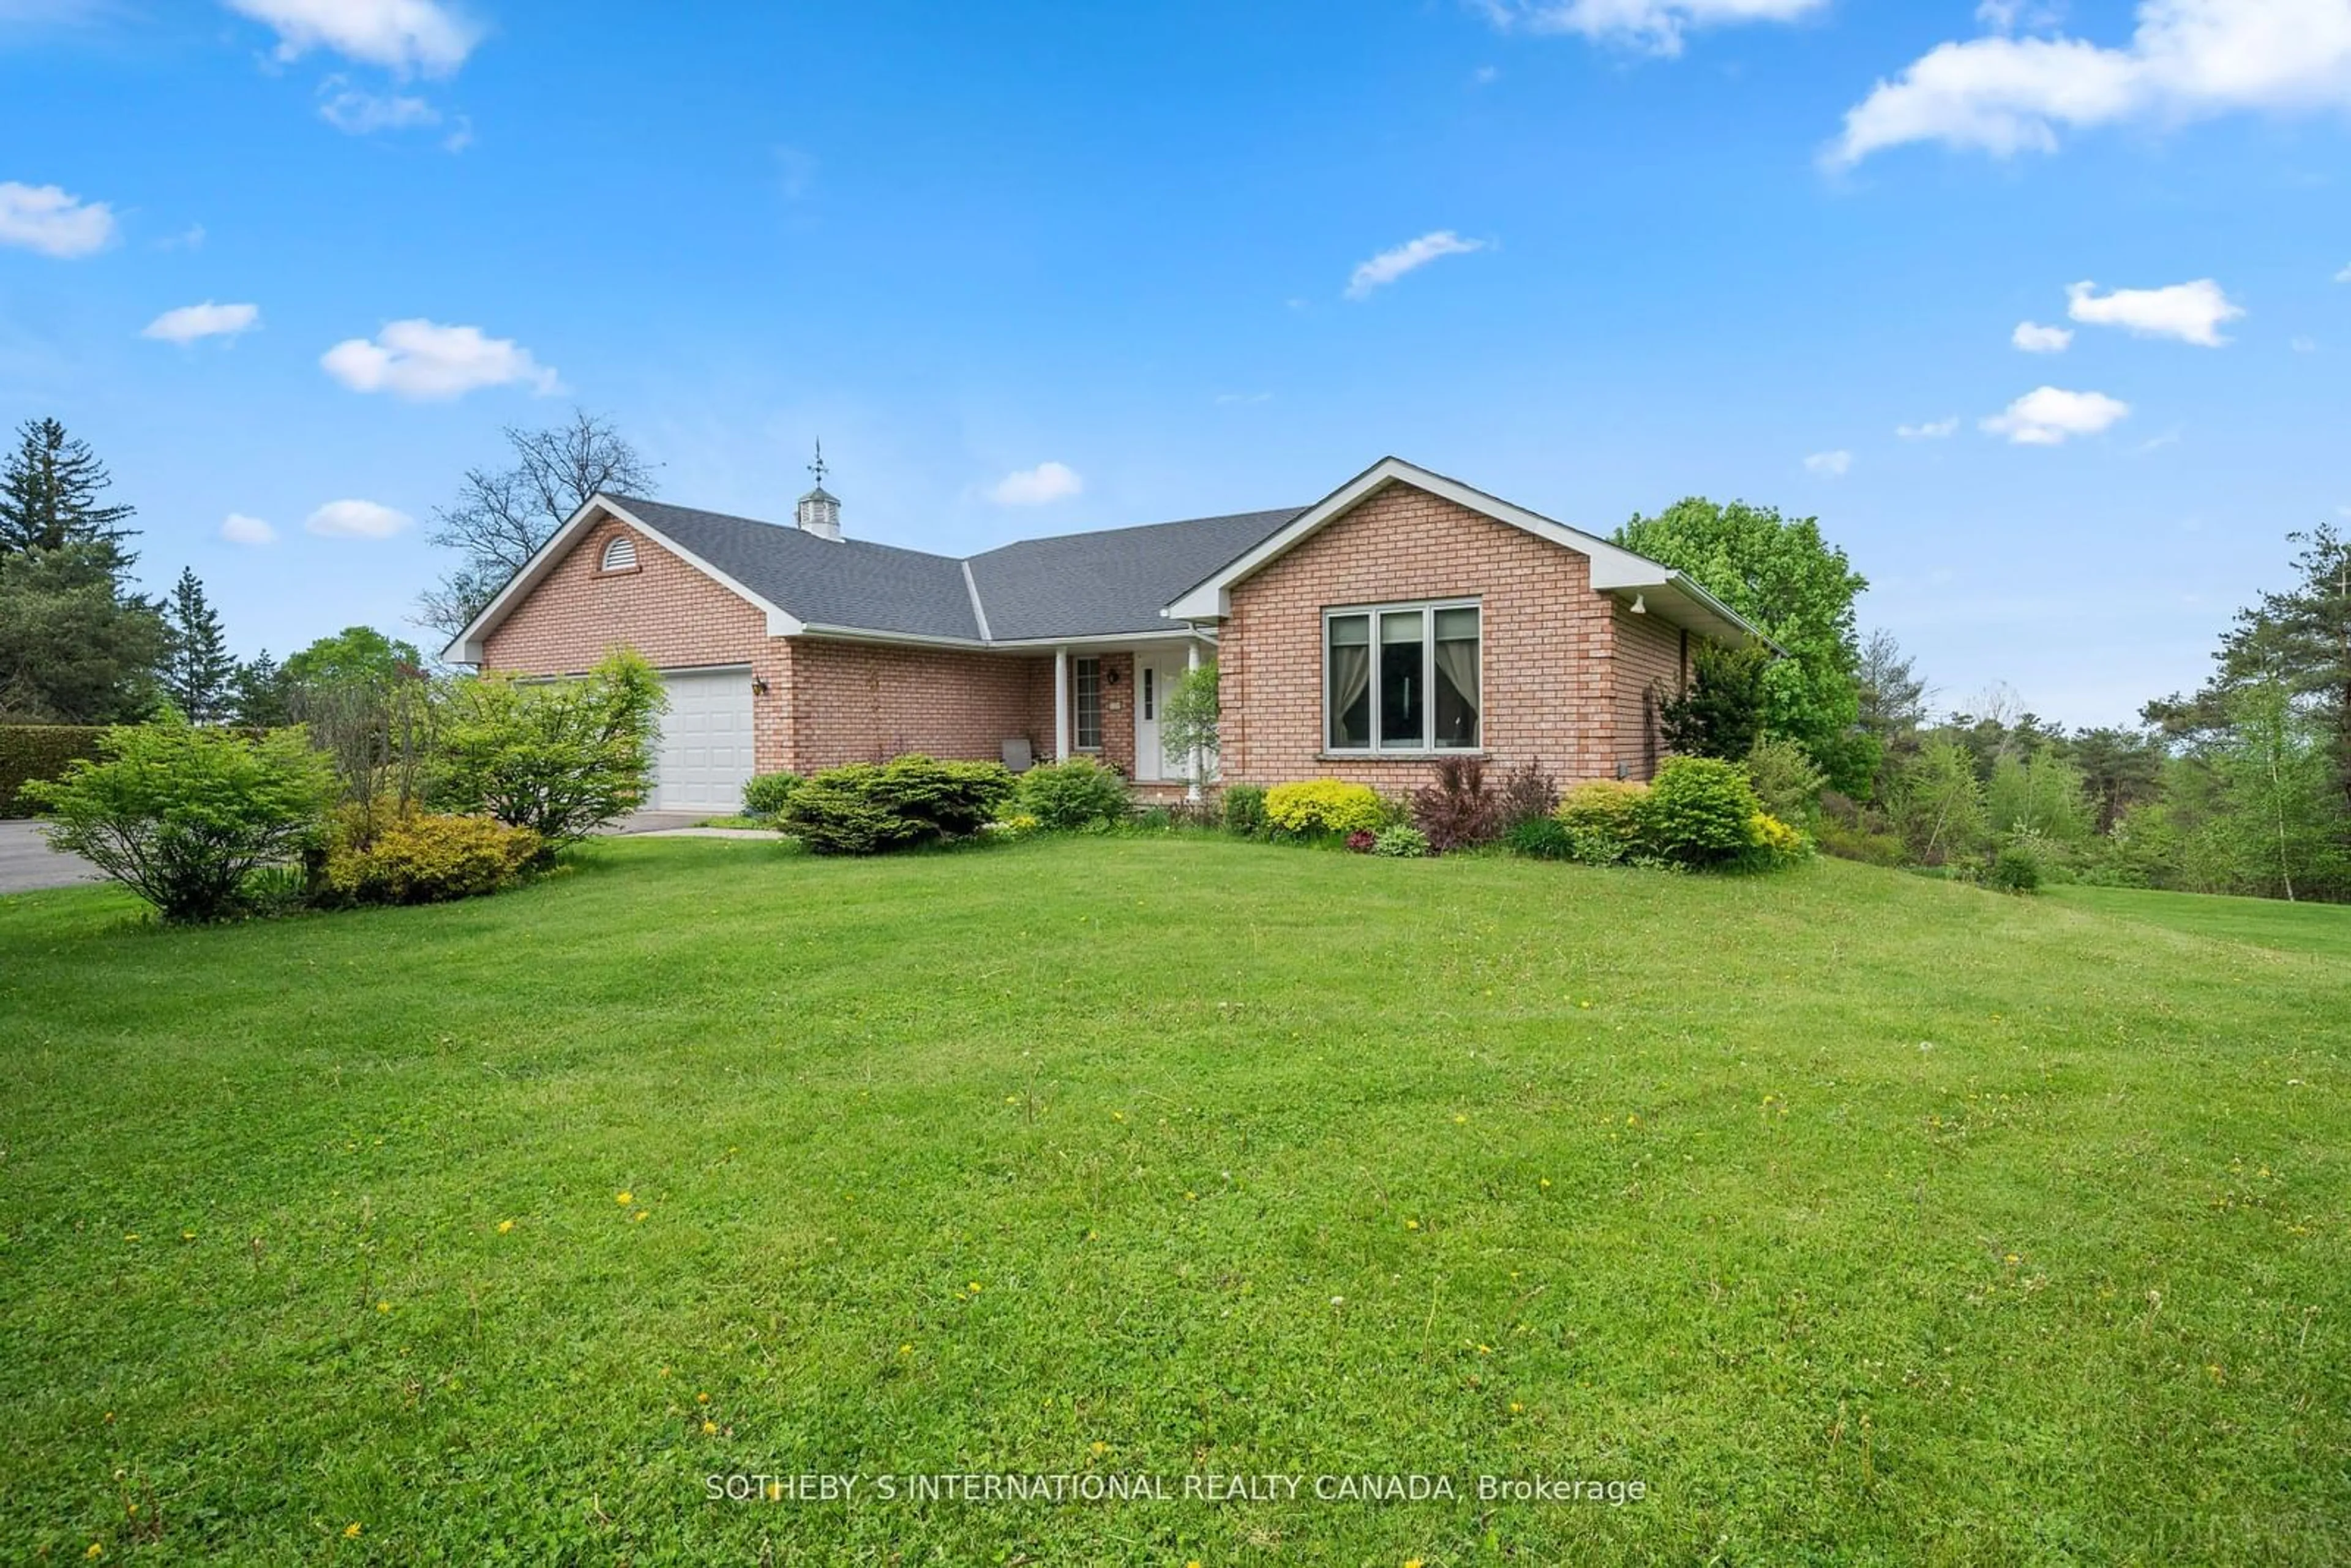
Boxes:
[0,725,108,816]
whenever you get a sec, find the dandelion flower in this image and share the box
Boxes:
[616,1191,632,1206]
[497,1220,515,1234]
[1510,1400,1524,1412]
[634,1211,648,1223]
[969,1281,983,1293]
[181,1231,196,1241]
[898,1343,913,1356]
[1539,1178,1551,1188]
[343,1523,362,1539]
[1405,1218,1420,1231]
[1453,1114,1467,1125]
[377,1300,391,1313]
[697,1392,710,1403]
[702,1419,718,1434]
[86,1545,103,1560]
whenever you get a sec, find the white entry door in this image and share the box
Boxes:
[1134,655,1182,782]
[653,666,756,812]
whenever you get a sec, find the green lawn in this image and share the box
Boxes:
[2049,881,2351,960]
[2,838,2345,1565]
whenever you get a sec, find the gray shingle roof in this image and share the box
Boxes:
[610,496,981,640]
[964,508,1303,640]
[607,495,1303,643]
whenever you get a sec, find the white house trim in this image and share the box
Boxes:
[1158,455,1771,648]
[441,494,804,664]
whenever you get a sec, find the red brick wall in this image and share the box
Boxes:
[1611,606,1686,782]
[784,639,1057,773]
[1218,481,1619,790]
[481,517,795,774]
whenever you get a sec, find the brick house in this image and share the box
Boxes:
[443,456,1764,812]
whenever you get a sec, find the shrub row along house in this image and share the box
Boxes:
[443,456,1768,812]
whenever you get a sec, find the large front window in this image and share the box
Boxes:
[1325,600,1479,753]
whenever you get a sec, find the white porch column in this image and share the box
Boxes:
[1053,647,1070,762]
[1185,637,1203,802]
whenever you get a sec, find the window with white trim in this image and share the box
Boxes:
[1073,657,1103,750]
[600,535,637,571]
[1325,600,1479,753]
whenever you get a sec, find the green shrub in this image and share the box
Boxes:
[1014,757,1129,830]
[1264,779,1385,836]
[429,648,666,851]
[1370,824,1430,858]
[1,724,108,816]
[741,771,803,818]
[780,769,910,855]
[21,719,336,922]
[1636,756,1764,869]
[1222,784,1268,838]
[1817,822,1905,866]
[1988,842,2043,894]
[324,811,539,905]
[1554,779,1648,865]
[783,754,1015,855]
[1504,816,1577,860]
[1745,735,1827,827]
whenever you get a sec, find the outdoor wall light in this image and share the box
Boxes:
[1629,594,1647,614]
[1105,669,1120,685]
[751,677,770,696]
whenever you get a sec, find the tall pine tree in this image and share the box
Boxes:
[161,566,237,723]
[0,416,165,721]
[0,417,138,571]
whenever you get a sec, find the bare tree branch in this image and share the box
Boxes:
[416,408,659,640]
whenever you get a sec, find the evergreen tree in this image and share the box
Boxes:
[160,566,237,723]
[230,651,294,728]
[0,417,138,571]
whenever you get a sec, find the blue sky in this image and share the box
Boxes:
[3,0,2346,725]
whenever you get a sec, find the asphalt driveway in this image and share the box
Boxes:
[0,820,102,895]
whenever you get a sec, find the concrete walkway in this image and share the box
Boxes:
[0,820,103,895]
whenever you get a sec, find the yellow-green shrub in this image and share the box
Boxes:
[1554,779,1648,864]
[324,811,540,905]
[1744,811,1811,869]
[1264,779,1387,836]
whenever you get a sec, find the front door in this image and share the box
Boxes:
[1134,655,1180,782]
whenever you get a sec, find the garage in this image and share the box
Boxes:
[650,666,757,813]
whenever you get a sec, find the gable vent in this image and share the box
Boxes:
[601,535,637,572]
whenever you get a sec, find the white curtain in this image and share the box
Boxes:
[1329,642,1371,746]
[1434,635,1478,738]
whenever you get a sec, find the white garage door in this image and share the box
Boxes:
[652,666,757,812]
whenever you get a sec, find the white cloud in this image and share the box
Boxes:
[2066,277,2243,345]
[0,181,116,257]
[142,301,260,345]
[1829,0,2351,166]
[317,76,441,133]
[304,498,411,539]
[222,0,479,75]
[988,462,1083,506]
[1345,230,1487,299]
[1214,391,1272,405]
[321,318,560,400]
[1897,416,1960,438]
[220,512,277,545]
[156,222,206,251]
[2012,320,2074,352]
[2292,336,2318,352]
[2337,262,2351,282]
[1804,449,1853,476]
[1475,0,1824,57]
[1981,385,2131,444]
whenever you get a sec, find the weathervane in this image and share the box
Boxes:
[809,440,828,489]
